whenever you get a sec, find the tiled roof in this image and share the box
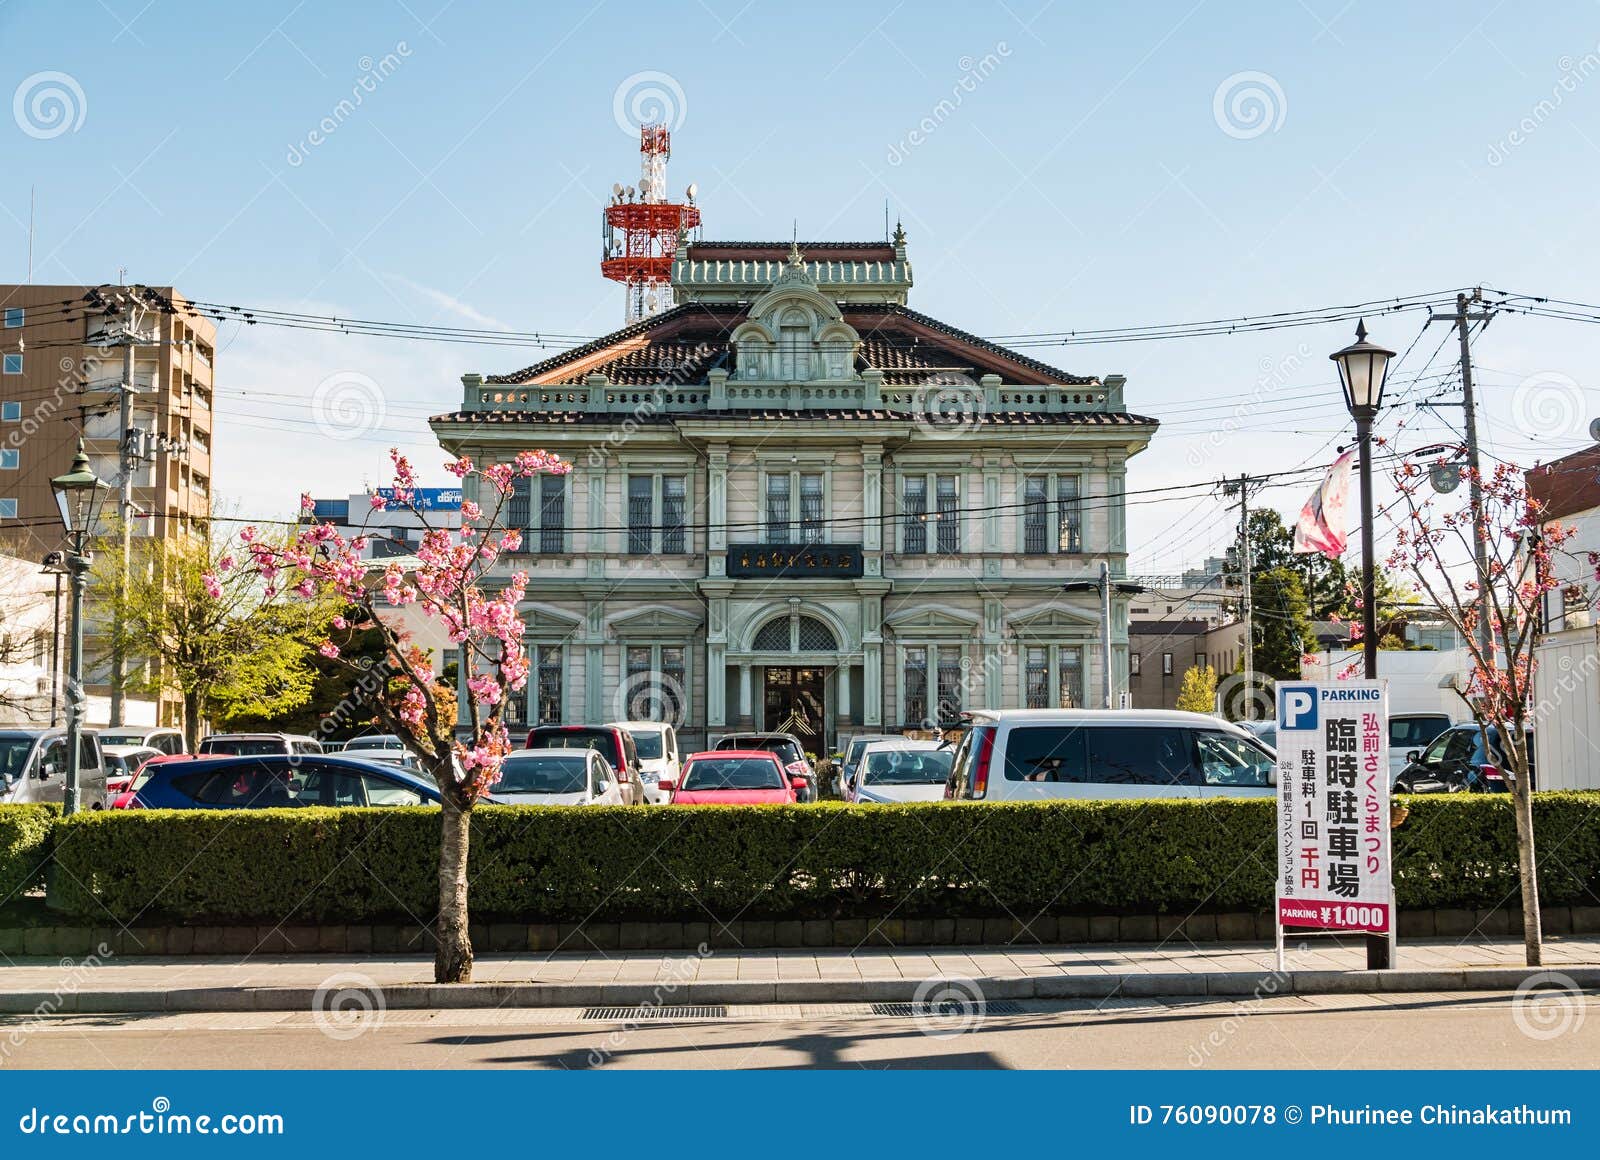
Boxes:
[488,302,1095,388]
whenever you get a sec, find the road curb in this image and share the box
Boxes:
[8,965,1598,1014]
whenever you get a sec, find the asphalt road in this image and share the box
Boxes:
[4,991,1595,1069]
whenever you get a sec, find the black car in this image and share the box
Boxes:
[1392,723,1535,794]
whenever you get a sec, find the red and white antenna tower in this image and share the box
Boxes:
[601,123,701,322]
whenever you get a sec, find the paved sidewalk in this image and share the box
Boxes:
[2,937,1597,1013]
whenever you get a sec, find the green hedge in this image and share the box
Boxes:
[0,804,58,904]
[44,794,1600,925]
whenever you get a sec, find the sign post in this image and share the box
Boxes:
[1274,680,1396,971]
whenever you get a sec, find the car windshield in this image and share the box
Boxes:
[99,731,145,747]
[201,738,286,756]
[681,757,783,791]
[629,731,664,760]
[862,749,952,785]
[1421,728,1477,766]
[529,729,617,761]
[0,736,37,780]
[496,755,587,794]
[1390,716,1450,749]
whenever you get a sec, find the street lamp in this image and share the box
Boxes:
[1330,320,1394,973]
[1330,320,1394,683]
[50,440,111,816]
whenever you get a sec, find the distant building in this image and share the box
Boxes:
[304,488,463,559]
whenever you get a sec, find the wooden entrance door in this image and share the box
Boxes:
[763,666,826,746]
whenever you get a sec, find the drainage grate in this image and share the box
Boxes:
[580,1005,728,1021]
[869,1000,1025,1018]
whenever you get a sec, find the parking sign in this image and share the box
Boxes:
[1274,680,1392,934]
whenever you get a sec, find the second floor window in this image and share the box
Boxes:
[902,476,928,554]
[539,475,565,553]
[1023,476,1049,554]
[936,474,959,554]
[1023,472,1084,555]
[799,473,824,543]
[627,473,688,555]
[766,474,790,543]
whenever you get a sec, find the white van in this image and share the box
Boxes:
[610,721,680,804]
[943,709,1275,801]
[850,739,954,804]
[0,727,109,808]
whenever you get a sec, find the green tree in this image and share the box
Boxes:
[97,526,328,749]
[1175,662,1217,714]
[1250,567,1315,682]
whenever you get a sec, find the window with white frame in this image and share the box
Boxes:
[626,472,688,555]
[1024,644,1085,708]
[0,499,15,519]
[0,402,19,421]
[765,473,790,543]
[1130,651,1141,677]
[1,354,20,375]
[2,308,22,328]
[936,474,959,554]
[799,473,824,543]
[903,644,961,725]
[901,470,964,554]
[1162,652,1173,676]
[902,646,929,724]
[623,643,687,722]
[764,467,826,544]
[1021,471,1084,555]
[0,449,16,470]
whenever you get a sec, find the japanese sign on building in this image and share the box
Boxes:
[726,543,865,579]
[1274,681,1393,934]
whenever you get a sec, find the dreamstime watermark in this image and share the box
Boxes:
[311,370,387,441]
[0,945,113,1068]
[611,667,688,728]
[1215,669,1275,723]
[1511,971,1587,1041]
[13,71,86,139]
[1510,370,1589,439]
[911,975,987,1039]
[886,43,1011,166]
[1212,71,1287,140]
[909,371,987,439]
[1188,343,1311,468]
[4,357,78,455]
[585,943,713,1068]
[1487,45,1600,166]
[613,70,687,136]
[285,43,412,167]
[311,970,387,1041]
[1186,945,1305,1067]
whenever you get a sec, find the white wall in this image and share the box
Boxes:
[1531,630,1600,790]
[1301,648,1472,721]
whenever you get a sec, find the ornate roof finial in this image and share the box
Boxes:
[787,238,804,268]
[892,220,906,248]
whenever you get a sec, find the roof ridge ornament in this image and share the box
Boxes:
[787,239,804,268]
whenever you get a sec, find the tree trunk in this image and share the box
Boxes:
[1511,781,1543,967]
[182,688,203,752]
[435,791,474,983]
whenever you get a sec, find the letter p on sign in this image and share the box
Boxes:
[1279,685,1318,731]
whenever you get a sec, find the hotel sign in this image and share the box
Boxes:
[726,543,865,579]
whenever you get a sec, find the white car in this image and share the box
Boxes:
[611,721,680,804]
[0,727,108,808]
[839,733,898,798]
[850,739,955,803]
[944,709,1276,801]
[491,748,626,806]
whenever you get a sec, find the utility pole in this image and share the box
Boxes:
[104,290,152,727]
[1428,289,1494,657]
[1221,474,1257,718]
[1099,559,1113,709]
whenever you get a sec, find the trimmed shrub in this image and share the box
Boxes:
[0,804,58,904]
[46,794,1600,925]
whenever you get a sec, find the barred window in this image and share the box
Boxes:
[662,476,687,555]
[661,646,686,721]
[1058,646,1084,708]
[903,646,929,725]
[766,474,791,543]
[627,476,653,554]
[539,475,565,553]
[795,615,837,651]
[536,645,563,724]
[508,476,531,529]
[622,644,687,723]
[936,474,959,554]
[799,473,824,543]
[1023,475,1048,554]
[752,617,790,651]
[935,647,962,723]
[902,476,927,554]
[1025,646,1049,709]
[1058,476,1081,553]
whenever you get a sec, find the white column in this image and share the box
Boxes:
[738,663,752,721]
[837,663,852,721]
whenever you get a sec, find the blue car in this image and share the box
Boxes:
[126,753,447,809]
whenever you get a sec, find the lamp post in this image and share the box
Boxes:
[1330,319,1394,972]
[38,552,68,728]
[1063,567,1149,708]
[50,440,111,816]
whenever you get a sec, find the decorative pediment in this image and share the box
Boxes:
[884,604,982,636]
[605,604,704,639]
[1008,602,1102,639]
[523,602,584,637]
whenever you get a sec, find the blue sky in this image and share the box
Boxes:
[4,0,1600,573]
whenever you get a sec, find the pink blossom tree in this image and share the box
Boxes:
[1388,456,1572,966]
[218,447,570,983]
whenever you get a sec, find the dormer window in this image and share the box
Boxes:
[778,310,809,380]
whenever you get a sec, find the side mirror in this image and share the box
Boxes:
[38,761,57,780]
[1266,768,1277,786]
[657,778,675,793]
[1406,750,1420,764]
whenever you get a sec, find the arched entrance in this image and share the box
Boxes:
[751,612,838,746]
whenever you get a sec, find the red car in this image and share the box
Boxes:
[660,750,808,805]
[113,752,221,809]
